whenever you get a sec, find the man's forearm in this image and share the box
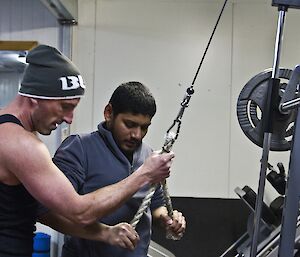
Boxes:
[38,212,108,241]
[38,212,140,250]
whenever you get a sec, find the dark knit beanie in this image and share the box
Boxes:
[19,44,85,99]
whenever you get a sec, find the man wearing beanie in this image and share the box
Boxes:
[0,44,174,257]
[19,44,85,100]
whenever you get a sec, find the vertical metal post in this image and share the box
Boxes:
[271,10,286,78]
[278,108,300,257]
[59,23,73,57]
[250,8,286,257]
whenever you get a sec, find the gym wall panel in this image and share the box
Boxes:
[71,0,97,133]
[74,0,233,198]
[72,0,299,200]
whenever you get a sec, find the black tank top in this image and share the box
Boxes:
[0,114,38,257]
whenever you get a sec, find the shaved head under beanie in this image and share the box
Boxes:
[19,44,85,99]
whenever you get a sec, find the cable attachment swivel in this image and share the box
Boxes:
[164,86,195,146]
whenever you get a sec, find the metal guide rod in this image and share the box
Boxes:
[250,7,287,257]
[271,10,286,78]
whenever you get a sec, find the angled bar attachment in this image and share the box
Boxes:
[279,64,300,113]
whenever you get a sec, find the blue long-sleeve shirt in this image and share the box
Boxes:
[53,122,165,257]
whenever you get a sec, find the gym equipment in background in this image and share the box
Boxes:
[223,0,300,255]
[234,0,300,256]
[224,0,300,255]
[237,68,295,151]
[223,63,300,257]
[220,162,286,257]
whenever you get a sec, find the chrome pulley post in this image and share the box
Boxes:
[250,5,287,257]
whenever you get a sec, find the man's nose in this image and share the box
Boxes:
[63,112,74,124]
[131,127,142,139]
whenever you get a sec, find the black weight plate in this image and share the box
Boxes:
[237,68,295,151]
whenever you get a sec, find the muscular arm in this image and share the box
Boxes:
[1,125,174,225]
[38,212,139,250]
[38,211,111,241]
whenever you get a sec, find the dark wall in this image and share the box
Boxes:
[152,197,250,257]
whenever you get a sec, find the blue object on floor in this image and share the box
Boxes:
[32,232,51,257]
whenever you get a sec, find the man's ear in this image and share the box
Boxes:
[104,103,113,123]
[29,98,38,106]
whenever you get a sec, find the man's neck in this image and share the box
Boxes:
[124,152,133,164]
[0,96,33,132]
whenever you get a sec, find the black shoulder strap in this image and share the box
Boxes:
[0,114,23,127]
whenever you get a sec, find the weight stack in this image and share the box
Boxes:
[32,232,51,257]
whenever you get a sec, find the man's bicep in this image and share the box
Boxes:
[8,136,80,215]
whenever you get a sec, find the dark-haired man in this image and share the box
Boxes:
[50,81,186,257]
[0,45,174,257]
